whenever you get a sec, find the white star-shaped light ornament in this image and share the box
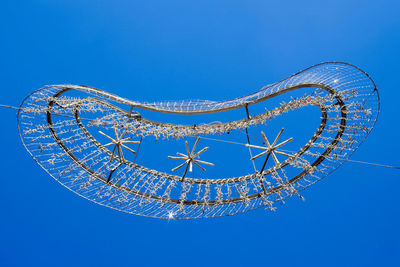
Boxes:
[168,137,214,181]
[246,128,294,172]
[99,126,140,163]
[167,211,175,220]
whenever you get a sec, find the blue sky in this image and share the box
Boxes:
[1,0,399,266]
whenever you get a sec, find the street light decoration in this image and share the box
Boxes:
[17,62,379,219]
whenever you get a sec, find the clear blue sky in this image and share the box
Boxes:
[1,1,399,266]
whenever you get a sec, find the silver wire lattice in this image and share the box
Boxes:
[18,62,379,219]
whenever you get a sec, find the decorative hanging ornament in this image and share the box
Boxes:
[18,62,379,219]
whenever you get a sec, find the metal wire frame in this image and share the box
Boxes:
[17,62,380,219]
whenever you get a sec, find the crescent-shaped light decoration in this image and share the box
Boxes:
[18,62,379,219]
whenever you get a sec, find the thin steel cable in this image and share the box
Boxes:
[0,104,20,110]
[2,103,397,170]
[191,136,400,171]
